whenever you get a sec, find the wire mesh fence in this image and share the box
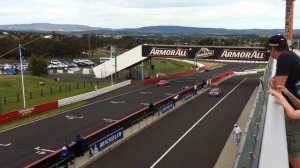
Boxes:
[235,58,274,168]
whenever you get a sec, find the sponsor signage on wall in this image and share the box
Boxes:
[158,101,174,114]
[19,107,35,116]
[142,45,269,61]
[89,128,123,157]
[182,93,193,101]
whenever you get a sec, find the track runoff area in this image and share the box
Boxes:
[86,74,260,168]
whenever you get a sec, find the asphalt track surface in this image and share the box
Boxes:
[86,74,260,168]
[0,63,261,167]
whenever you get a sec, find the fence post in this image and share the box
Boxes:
[17,94,20,102]
[84,82,86,88]
[50,88,53,95]
[77,83,79,89]
[30,92,33,99]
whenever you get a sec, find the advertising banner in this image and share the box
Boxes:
[142,45,269,62]
[89,128,123,157]
[158,101,174,114]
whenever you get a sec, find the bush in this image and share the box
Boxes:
[28,56,48,77]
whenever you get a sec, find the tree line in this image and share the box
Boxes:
[0,31,269,60]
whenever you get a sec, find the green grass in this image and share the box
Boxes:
[0,101,86,132]
[136,58,194,78]
[0,75,109,113]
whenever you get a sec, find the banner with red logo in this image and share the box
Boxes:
[142,45,269,61]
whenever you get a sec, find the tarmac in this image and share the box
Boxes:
[60,78,260,168]
[214,86,259,168]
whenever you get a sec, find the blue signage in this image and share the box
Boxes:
[158,102,174,114]
[182,93,192,101]
[89,128,123,157]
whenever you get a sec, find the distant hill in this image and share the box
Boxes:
[0,23,108,32]
[0,23,299,35]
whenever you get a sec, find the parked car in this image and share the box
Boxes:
[156,80,170,87]
[73,59,95,66]
[209,88,222,97]
[49,59,61,65]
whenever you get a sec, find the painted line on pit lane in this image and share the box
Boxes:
[35,146,55,155]
[0,143,12,147]
[150,77,247,168]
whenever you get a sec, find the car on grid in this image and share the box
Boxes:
[209,88,222,97]
[156,80,170,87]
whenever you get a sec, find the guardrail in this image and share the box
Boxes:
[0,101,58,124]
[0,80,131,124]
[236,58,289,168]
[142,68,198,85]
[58,80,131,107]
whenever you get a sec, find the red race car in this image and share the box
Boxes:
[209,88,222,97]
[156,80,170,86]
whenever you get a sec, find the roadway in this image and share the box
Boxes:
[86,74,260,168]
[0,62,261,167]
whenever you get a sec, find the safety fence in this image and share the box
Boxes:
[142,68,200,85]
[0,80,108,113]
[235,58,285,167]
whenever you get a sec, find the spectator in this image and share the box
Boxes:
[60,142,70,160]
[233,124,242,145]
[74,134,84,157]
[267,34,300,167]
[173,95,179,106]
[148,102,155,115]
[55,76,60,82]
[194,84,197,95]
[268,85,300,119]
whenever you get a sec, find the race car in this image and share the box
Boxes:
[209,88,222,97]
[156,80,170,86]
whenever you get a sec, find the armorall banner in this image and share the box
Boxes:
[142,45,269,62]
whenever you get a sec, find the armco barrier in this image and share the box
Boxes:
[211,71,235,84]
[0,111,19,124]
[142,77,162,85]
[58,80,131,107]
[168,69,196,78]
[142,68,197,85]
[0,80,131,124]
[0,101,58,124]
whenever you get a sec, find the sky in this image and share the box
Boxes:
[1,0,300,29]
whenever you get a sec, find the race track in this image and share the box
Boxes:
[0,62,261,167]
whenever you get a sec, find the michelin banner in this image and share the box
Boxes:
[142,45,269,61]
[89,128,123,157]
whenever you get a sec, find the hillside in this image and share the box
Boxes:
[1,23,299,35]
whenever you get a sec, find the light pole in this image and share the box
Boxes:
[88,34,91,57]
[0,35,52,109]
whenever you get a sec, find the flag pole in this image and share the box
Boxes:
[19,44,26,109]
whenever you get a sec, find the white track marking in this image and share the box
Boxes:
[150,77,247,168]
[110,101,125,104]
[65,115,84,119]
[103,118,118,123]
[0,143,12,147]
[140,91,152,94]
[35,146,55,155]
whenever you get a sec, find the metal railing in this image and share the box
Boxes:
[236,58,289,168]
